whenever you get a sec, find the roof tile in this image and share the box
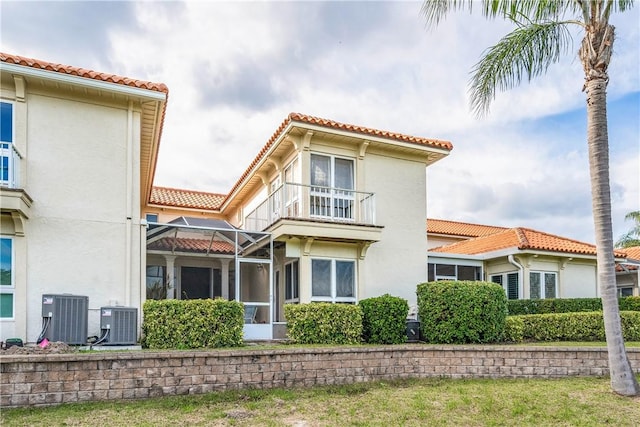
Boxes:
[0,52,168,94]
[148,237,235,254]
[427,218,508,238]
[150,186,225,210]
[431,226,627,257]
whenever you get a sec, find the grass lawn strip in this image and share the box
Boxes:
[2,376,639,426]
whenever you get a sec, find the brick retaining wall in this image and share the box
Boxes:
[2,345,639,408]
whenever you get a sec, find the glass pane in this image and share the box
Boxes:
[312,259,331,297]
[0,238,11,287]
[0,293,13,318]
[285,263,293,300]
[427,263,435,282]
[457,265,477,281]
[490,275,502,285]
[180,267,211,299]
[336,261,355,297]
[0,102,12,143]
[507,273,519,300]
[146,265,167,300]
[292,261,299,299]
[544,273,556,299]
[529,272,541,299]
[436,264,455,277]
[310,155,330,187]
[1,156,8,182]
[334,158,354,190]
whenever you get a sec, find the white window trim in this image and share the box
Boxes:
[0,236,15,320]
[490,271,520,300]
[310,153,356,221]
[1,100,18,188]
[310,257,357,303]
[529,271,557,299]
[284,260,299,303]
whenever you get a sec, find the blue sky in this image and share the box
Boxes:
[1,1,638,244]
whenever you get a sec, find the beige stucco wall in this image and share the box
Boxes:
[1,86,144,343]
[358,151,428,306]
[561,261,598,298]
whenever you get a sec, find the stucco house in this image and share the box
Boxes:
[427,218,638,299]
[0,52,452,342]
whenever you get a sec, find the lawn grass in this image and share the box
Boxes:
[2,376,639,426]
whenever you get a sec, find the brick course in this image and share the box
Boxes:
[1,345,639,408]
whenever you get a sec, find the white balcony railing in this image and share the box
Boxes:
[0,142,21,189]
[245,183,376,231]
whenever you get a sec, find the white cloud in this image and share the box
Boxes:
[2,1,638,244]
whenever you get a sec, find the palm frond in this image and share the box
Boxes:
[421,0,474,27]
[469,21,573,117]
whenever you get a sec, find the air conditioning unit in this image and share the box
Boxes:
[41,294,88,345]
[100,307,138,345]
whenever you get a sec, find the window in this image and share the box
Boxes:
[428,263,482,281]
[270,175,282,219]
[285,260,299,302]
[0,237,14,318]
[529,272,557,299]
[619,287,634,297]
[146,265,166,300]
[310,154,355,220]
[1,101,18,188]
[491,272,520,300]
[284,158,300,217]
[145,213,159,230]
[311,258,356,303]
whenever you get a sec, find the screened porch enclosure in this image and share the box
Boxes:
[145,217,273,340]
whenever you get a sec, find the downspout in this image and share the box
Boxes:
[508,255,524,299]
[124,100,134,306]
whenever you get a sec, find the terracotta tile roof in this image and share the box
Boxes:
[427,218,508,238]
[150,187,225,210]
[148,237,235,254]
[622,246,640,261]
[223,112,453,205]
[0,52,168,94]
[430,227,627,257]
[617,246,640,272]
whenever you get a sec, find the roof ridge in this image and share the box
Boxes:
[514,227,530,249]
[427,218,509,229]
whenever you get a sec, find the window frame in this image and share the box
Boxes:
[309,153,355,221]
[310,257,357,303]
[490,271,520,300]
[529,271,557,299]
[284,260,299,303]
[0,236,15,320]
[0,101,16,188]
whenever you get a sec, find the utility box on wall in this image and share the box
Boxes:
[41,294,88,345]
[100,307,138,345]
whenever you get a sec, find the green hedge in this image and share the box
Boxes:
[359,294,408,344]
[417,281,507,344]
[284,303,362,344]
[503,311,640,342]
[142,299,244,349]
[507,296,640,315]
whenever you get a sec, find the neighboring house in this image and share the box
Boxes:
[427,218,638,299]
[616,246,640,297]
[0,53,167,342]
[0,53,453,342]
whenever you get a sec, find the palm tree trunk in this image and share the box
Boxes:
[582,24,639,396]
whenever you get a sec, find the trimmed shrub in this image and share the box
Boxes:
[620,296,640,312]
[359,294,409,344]
[503,311,640,343]
[142,299,244,349]
[417,281,507,344]
[507,296,640,316]
[284,303,362,344]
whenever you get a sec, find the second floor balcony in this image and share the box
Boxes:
[245,183,377,233]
